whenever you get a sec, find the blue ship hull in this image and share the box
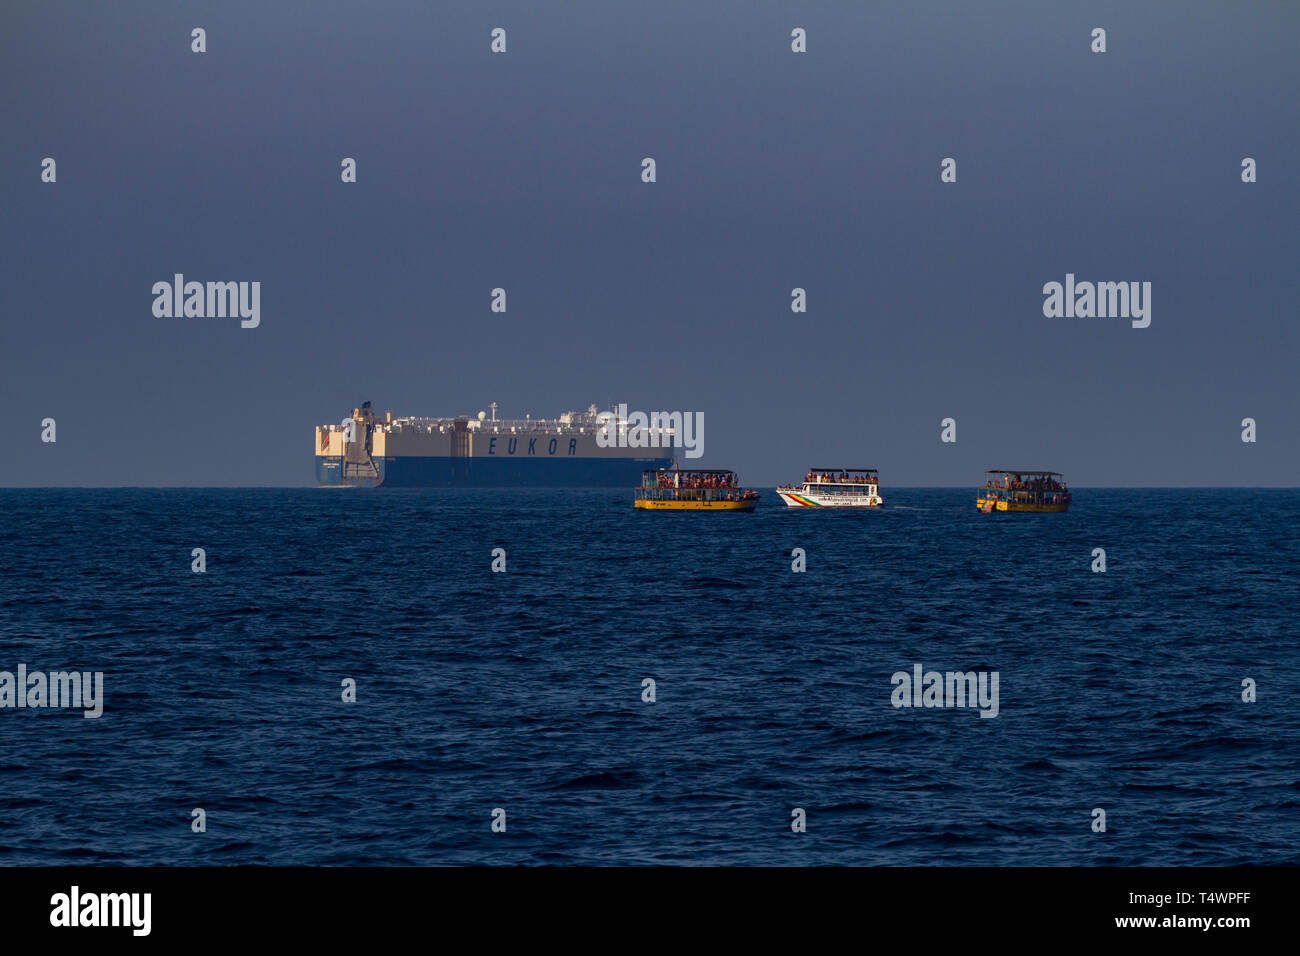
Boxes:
[317,454,673,488]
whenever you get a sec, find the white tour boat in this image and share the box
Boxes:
[777,468,883,508]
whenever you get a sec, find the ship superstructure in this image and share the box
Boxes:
[316,402,675,487]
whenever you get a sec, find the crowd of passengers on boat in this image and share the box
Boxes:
[654,472,739,489]
[803,471,873,484]
[987,474,1066,492]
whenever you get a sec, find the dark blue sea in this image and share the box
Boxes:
[1,489,1296,865]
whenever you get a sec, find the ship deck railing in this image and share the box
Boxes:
[979,488,1072,501]
[636,488,749,501]
[980,484,1070,492]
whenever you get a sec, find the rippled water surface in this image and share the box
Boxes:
[0,488,1296,864]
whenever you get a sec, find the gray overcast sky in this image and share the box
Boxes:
[3,0,1297,486]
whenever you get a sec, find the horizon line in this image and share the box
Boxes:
[3,485,1298,492]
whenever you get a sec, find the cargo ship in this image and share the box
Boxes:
[316,402,674,487]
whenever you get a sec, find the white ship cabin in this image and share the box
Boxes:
[801,468,879,495]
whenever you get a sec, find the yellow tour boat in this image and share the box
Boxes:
[634,466,759,511]
[977,470,1071,513]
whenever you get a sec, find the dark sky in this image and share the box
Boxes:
[4,0,1297,486]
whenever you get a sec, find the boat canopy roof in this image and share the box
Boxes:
[644,468,735,475]
[985,469,1065,476]
[811,467,877,472]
